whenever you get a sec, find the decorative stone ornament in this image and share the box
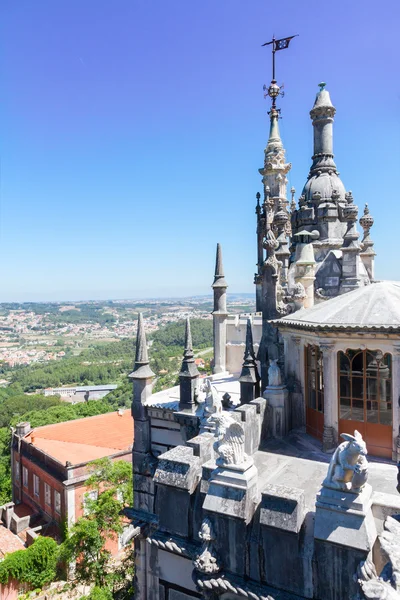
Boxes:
[193,518,220,575]
[212,412,247,467]
[358,516,400,599]
[267,359,282,387]
[323,430,368,492]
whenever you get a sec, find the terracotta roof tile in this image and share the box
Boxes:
[0,524,25,557]
[25,410,133,466]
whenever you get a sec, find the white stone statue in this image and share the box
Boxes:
[199,379,223,432]
[323,430,368,493]
[193,518,220,575]
[358,516,400,599]
[212,413,246,467]
[268,359,282,387]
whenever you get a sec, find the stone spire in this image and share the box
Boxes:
[212,243,227,289]
[359,203,376,280]
[212,244,228,374]
[239,318,260,404]
[179,317,199,411]
[132,313,155,380]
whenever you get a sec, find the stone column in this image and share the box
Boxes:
[392,344,400,462]
[320,341,336,452]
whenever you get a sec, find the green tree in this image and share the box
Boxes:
[0,536,59,589]
[60,458,133,595]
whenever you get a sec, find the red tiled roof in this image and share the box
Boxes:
[0,524,25,557]
[25,410,133,466]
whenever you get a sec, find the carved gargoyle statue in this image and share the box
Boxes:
[193,518,220,575]
[212,413,246,467]
[323,430,368,492]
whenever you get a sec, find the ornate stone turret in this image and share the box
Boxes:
[359,203,376,280]
[239,318,260,404]
[297,83,347,259]
[291,83,369,299]
[212,244,228,374]
[258,108,291,235]
[179,317,199,411]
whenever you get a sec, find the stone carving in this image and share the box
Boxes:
[268,359,282,387]
[323,430,368,492]
[212,413,246,467]
[193,518,220,574]
[199,380,223,433]
[358,516,400,599]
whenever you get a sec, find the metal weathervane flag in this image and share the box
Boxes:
[274,36,296,51]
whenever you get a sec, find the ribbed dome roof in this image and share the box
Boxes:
[302,170,346,203]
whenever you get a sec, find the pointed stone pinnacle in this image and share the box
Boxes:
[239,318,260,399]
[179,317,199,381]
[183,317,194,360]
[212,243,228,289]
[243,318,256,363]
[130,313,154,380]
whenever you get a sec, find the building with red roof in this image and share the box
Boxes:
[10,410,133,554]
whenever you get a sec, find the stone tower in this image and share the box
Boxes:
[291,83,370,298]
[212,243,228,374]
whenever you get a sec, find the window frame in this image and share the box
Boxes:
[338,349,392,425]
[14,459,20,482]
[44,482,51,507]
[54,490,61,515]
[22,466,28,488]
[33,474,40,497]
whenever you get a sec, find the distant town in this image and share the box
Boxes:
[0,295,255,378]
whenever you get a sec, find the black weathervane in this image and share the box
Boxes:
[262,35,298,110]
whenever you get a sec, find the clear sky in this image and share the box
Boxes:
[1,0,399,302]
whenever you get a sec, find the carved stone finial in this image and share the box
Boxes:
[323,430,368,493]
[211,412,247,467]
[193,518,220,575]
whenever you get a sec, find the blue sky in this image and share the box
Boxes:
[1,0,399,301]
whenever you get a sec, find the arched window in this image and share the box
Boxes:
[338,349,392,426]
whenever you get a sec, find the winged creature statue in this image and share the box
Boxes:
[212,412,246,467]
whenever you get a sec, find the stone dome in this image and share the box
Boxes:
[302,170,346,204]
